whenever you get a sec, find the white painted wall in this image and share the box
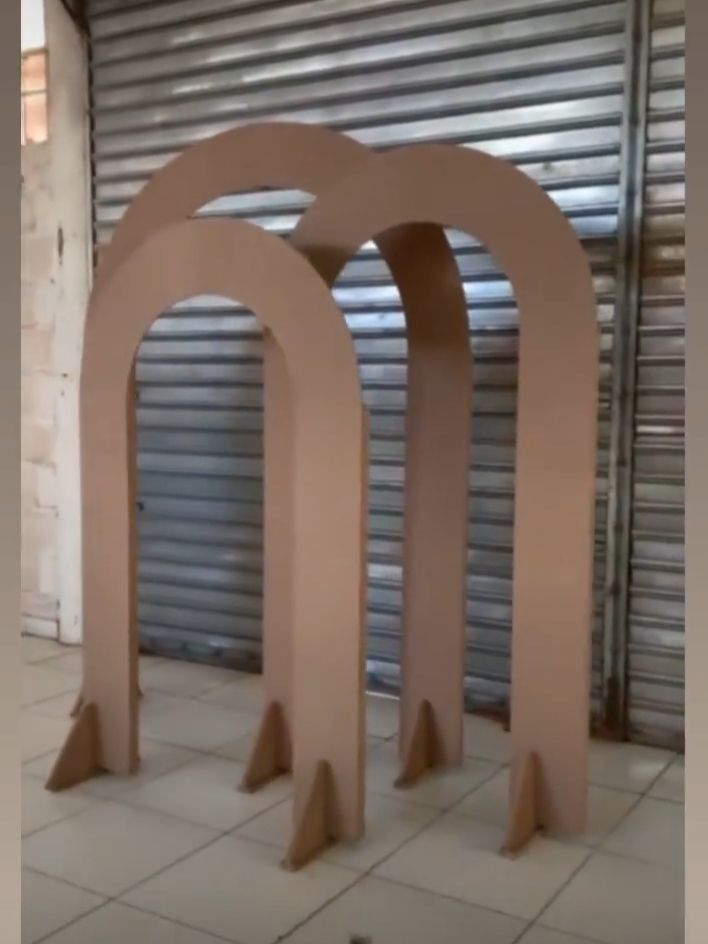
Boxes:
[21,0,91,644]
[48,0,92,644]
[21,140,58,638]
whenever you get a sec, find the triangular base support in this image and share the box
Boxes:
[395,699,439,788]
[502,751,542,855]
[71,685,142,719]
[45,702,102,792]
[282,760,335,871]
[239,701,292,793]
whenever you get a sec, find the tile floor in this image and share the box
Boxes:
[21,636,685,944]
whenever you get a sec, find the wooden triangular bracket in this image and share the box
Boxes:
[502,751,542,855]
[45,702,102,792]
[239,701,292,794]
[282,760,335,871]
[71,684,143,719]
[395,699,439,788]
[69,690,84,720]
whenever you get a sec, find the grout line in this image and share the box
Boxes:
[109,900,246,944]
[527,846,595,927]
[22,660,683,943]
[110,781,294,836]
[24,739,600,942]
[25,800,270,943]
[642,792,684,806]
[33,900,109,944]
[22,644,75,665]
[641,754,679,796]
[276,812,450,943]
[508,920,534,944]
[536,924,619,944]
[29,880,244,944]
[356,869,536,926]
[530,762,684,929]
[23,787,226,842]
[112,788,298,901]
[275,753,497,941]
[276,760,521,942]
[274,874,366,943]
[512,920,611,944]
[583,845,685,873]
[23,685,80,711]
[528,765,678,929]
[23,865,111,899]
[22,748,63,770]
[325,863,546,936]
[583,760,685,866]
[21,793,100,841]
[592,789,645,848]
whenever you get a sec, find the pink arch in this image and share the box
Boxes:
[293,143,599,839]
[51,218,368,849]
[89,122,472,782]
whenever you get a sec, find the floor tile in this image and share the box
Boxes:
[122,754,292,831]
[587,740,674,793]
[141,693,256,752]
[601,796,684,869]
[648,756,684,803]
[212,731,261,764]
[284,874,525,944]
[21,711,71,763]
[365,693,400,739]
[22,636,64,664]
[453,767,638,847]
[463,714,512,764]
[100,739,204,798]
[22,775,95,837]
[367,739,500,809]
[541,851,684,944]
[141,659,244,699]
[237,791,438,872]
[518,927,599,944]
[21,870,104,944]
[216,730,384,765]
[41,902,230,944]
[139,653,168,669]
[373,812,590,921]
[40,650,84,677]
[198,674,266,716]
[22,799,218,897]
[123,834,358,944]
[28,690,79,720]
[33,650,163,682]
[22,665,78,707]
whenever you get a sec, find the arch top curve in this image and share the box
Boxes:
[86,216,362,405]
[292,142,597,339]
[96,121,376,292]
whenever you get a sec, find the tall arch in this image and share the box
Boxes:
[87,122,472,786]
[293,143,599,847]
[48,218,368,865]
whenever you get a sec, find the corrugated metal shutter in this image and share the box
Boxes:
[86,0,628,719]
[627,0,684,749]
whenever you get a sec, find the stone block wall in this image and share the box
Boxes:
[21,0,90,642]
[21,140,60,636]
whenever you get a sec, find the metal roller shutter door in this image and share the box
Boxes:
[627,0,685,749]
[87,0,629,721]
